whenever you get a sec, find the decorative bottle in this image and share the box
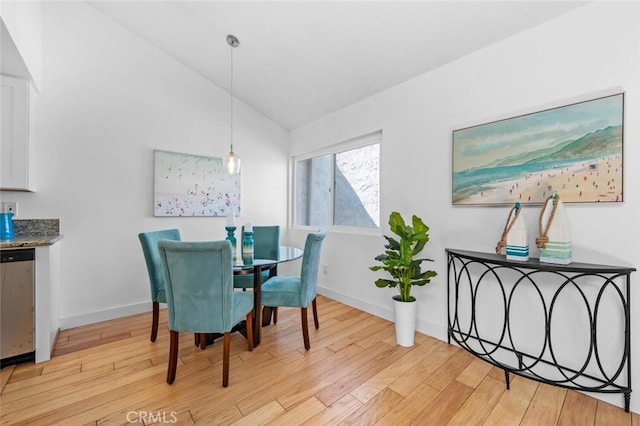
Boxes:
[225,227,237,261]
[242,228,254,265]
[225,212,237,261]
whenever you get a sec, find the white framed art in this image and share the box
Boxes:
[153,150,241,217]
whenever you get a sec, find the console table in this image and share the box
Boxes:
[446,248,634,412]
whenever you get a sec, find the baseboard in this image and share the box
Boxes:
[59,291,448,343]
[50,328,60,357]
[317,286,448,343]
[58,302,154,330]
[318,286,393,322]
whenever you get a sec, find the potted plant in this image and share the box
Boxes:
[370,211,437,346]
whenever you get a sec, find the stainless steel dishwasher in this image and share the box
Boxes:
[1,248,35,368]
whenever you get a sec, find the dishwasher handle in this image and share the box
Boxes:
[1,248,35,263]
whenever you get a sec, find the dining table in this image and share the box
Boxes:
[232,245,303,347]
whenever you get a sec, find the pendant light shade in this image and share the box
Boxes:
[227,150,241,174]
[226,34,241,174]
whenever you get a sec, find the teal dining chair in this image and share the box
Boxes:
[158,239,254,386]
[260,231,326,350]
[138,228,181,342]
[233,225,280,289]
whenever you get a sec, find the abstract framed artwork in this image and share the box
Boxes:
[452,93,624,205]
[153,150,241,217]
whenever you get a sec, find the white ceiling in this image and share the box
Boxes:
[87,1,586,130]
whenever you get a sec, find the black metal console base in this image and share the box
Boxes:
[446,249,635,412]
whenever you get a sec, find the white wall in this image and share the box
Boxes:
[0,2,289,326]
[0,0,42,89]
[291,2,640,413]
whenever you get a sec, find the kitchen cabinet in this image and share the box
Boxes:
[1,231,62,364]
[0,219,62,363]
[0,242,60,364]
[35,242,61,363]
[1,74,35,191]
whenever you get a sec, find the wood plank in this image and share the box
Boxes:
[372,382,440,425]
[557,390,597,426]
[314,343,408,407]
[520,382,567,426]
[0,365,15,394]
[447,376,506,424]
[229,400,285,426]
[456,357,493,389]
[350,336,440,403]
[354,321,396,349]
[301,393,363,425]
[387,340,453,397]
[339,387,405,425]
[264,396,326,425]
[238,343,390,415]
[410,380,475,425]
[483,374,539,425]
[41,357,213,426]
[594,399,632,426]
[326,315,390,353]
[191,402,244,425]
[487,365,507,382]
[276,344,367,411]
[424,347,474,391]
[1,361,170,424]
[6,364,43,384]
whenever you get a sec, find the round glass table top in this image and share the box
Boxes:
[233,245,303,271]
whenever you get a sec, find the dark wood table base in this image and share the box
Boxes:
[198,306,275,346]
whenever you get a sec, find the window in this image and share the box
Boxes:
[295,132,380,229]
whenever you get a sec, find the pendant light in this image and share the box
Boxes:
[226,34,241,174]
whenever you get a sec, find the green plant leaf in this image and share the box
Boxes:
[384,235,400,251]
[371,211,438,300]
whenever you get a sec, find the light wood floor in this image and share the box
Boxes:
[1,295,638,425]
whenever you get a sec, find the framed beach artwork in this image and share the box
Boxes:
[452,93,624,205]
[153,150,241,217]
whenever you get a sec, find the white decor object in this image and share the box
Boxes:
[536,192,571,264]
[392,297,417,347]
[496,202,529,261]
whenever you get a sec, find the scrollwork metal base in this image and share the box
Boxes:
[446,249,634,412]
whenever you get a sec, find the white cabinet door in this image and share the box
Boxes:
[1,75,33,191]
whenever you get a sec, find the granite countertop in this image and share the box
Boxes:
[0,234,63,249]
[0,219,63,249]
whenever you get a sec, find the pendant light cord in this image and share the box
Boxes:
[230,42,234,153]
[225,34,240,174]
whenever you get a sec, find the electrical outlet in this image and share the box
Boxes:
[322,264,328,275]
[2,201,18,217]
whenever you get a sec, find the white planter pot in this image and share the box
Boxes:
[392,296,416,347]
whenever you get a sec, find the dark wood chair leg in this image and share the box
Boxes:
[200,333,207,350]
[273,307,278,324]
[222,332,231,387]
[261,306,272,326]
[167,330,179,384]
[194,334,200,346]
[301,307,310,350]
[246,311,254,352]
[151,301,160,342]
[312,297,319,329]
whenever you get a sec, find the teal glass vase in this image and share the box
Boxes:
[225,226,237,261]
[242,231,254,265]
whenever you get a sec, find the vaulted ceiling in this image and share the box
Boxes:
[88,1,585,130]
